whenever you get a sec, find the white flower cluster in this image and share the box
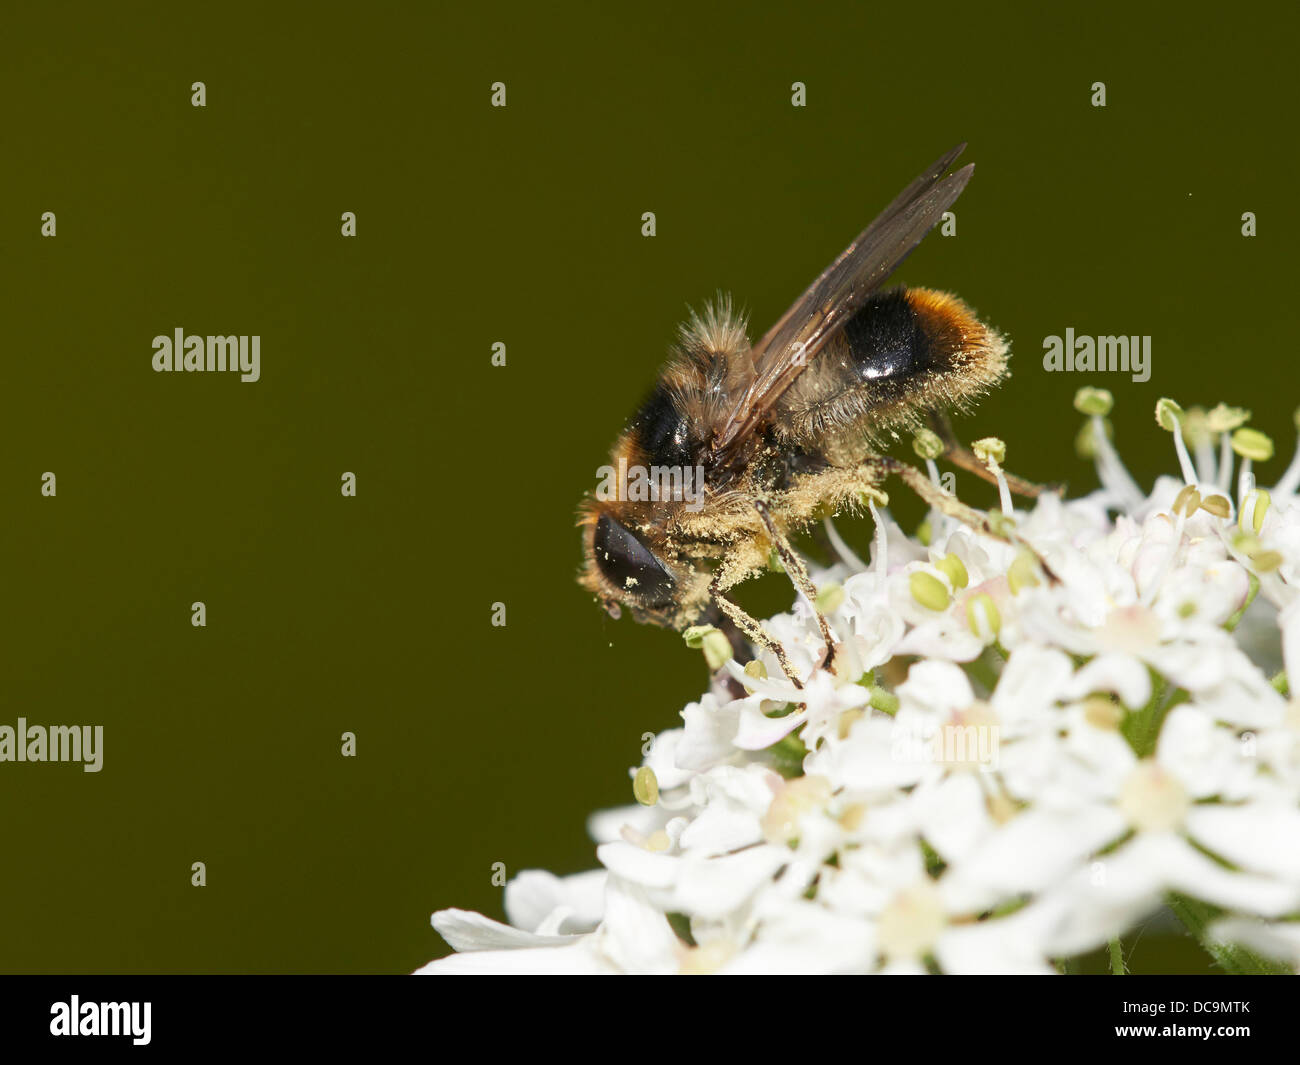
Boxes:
[419,395,1300,974]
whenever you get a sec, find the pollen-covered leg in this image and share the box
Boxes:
[753,499,837,672]
[868,456,1009,540]
[864,456,1061,582]
[709,570,803,688]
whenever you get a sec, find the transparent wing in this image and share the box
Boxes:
[710,144,973,465]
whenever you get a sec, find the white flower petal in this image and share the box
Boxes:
[1186,803,1300,881]
[642,728,696,790]
[936,915,1058,975]
[596,840,680,889]
[430,908,581,953]
[734,702,807,750]
[597,876,681,974]
[993,645,1075,723]
[677,693,742,770]
[1063,653,1152,709]
[1125,833,1300,918]
[912,773,992,864]
[586,803,665,845]
[414,940,609,974]
[719,900,875,974]
[504,869,607,934]
[673,845,788,919]
[939,806,1127,914]
[897,660,976,717]
[1208,917,1300,967]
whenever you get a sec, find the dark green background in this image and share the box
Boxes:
[2,2,1293,973]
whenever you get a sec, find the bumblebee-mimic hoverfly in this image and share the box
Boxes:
[579,144,1041,683]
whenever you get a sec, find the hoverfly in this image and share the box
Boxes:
[579,145,1043,683]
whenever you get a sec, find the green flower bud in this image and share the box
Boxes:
[633,766,659,806]
[868,686,900,715]
[1007,549,1041,595]
[684,625,734,669]
[912,428,945,460]
[972,436,1006,468]
[909,571,951,611]
[701,629,733,670]
[1206,403,1250,433]
[1232,428,1274,462]
[935,552,969,590]
[1155,397,1184,432]
[1073,387,1114,417]
[682,625,713,648]
[1250,489,1271,534]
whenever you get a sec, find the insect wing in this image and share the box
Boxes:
[711,145,973,463]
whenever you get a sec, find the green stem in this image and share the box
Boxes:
[965,652,999,694]
[1108,937,1126,975]
[1122,670,1189,758]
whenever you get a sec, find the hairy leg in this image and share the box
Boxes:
[865,455,1012,540]
[709,569,803,688]
[863,455,1061,581]
[753,498,837,670]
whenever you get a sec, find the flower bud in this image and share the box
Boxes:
[633,766,659,806]
[1155,397,1184,432]
[912,428,944,460]
[1232,428,1274,462]
[910,571,951,611]
[935,552,969,590]
[1073,387,1114,417]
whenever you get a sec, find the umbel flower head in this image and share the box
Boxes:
[419,392,1300,975]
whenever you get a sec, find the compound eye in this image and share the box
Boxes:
[593,514,676,608]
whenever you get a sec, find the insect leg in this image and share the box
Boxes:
[709,569,804,688]
[926,411,1062,499]
[699,604,752,699]
[867,456,1011,542]
[866,456,1061,581]
[752,499,837,670]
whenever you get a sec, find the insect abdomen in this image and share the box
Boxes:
[842,288,933,383]
[774,286,1008,451]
